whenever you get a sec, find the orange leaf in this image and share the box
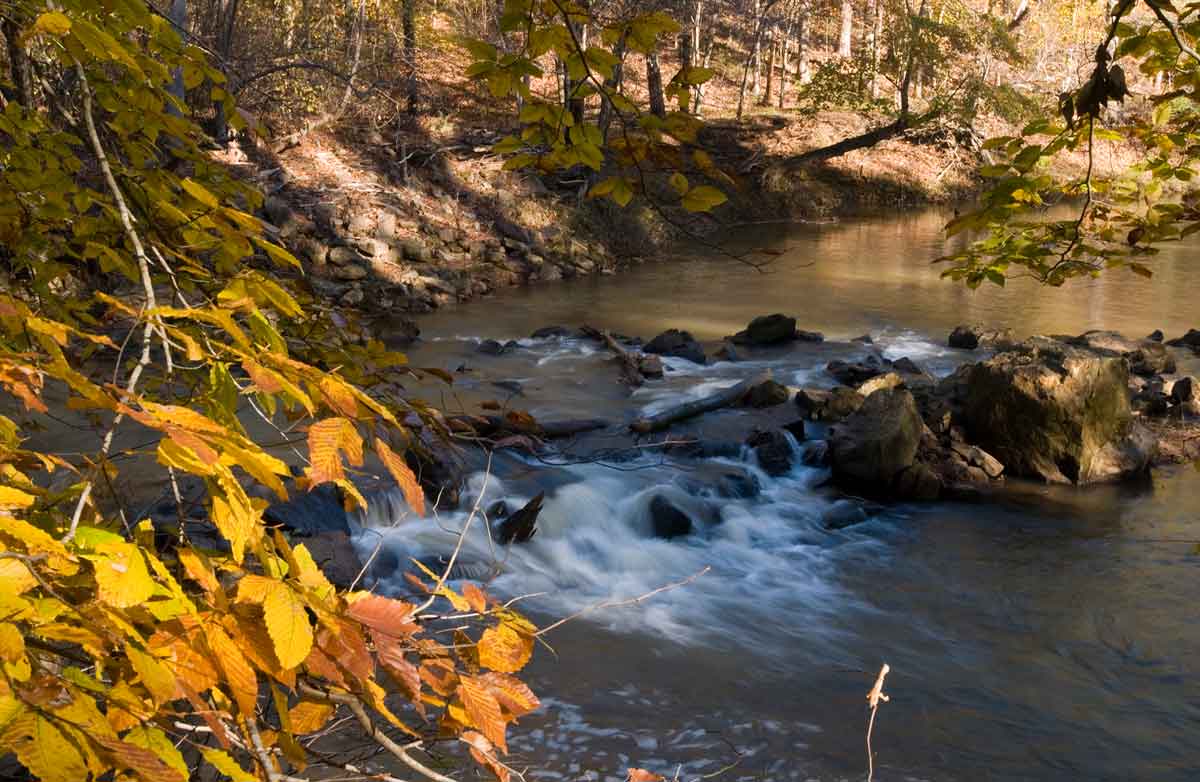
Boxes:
[374,438,425,516]
[462,583,488,613]
[477,623,533,674]
[461,731,510,782]
[204,624,258,716]
[347,594,419,637]
[458,676,507,753]
[477,671,540,718]
[94,736,187,782]
[628,770,664,782]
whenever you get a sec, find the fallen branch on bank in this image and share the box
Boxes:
[629,372,771,434]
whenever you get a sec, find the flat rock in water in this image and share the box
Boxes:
[476,339,508,355]
[263,484,351,535]
[827,357,886,386]
[1166,329,1200,350]
[530,325,575,339]
[1060,330,1175,376]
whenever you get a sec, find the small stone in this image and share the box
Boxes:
[328,246,362,266]
[892,357,926,375]
[852,334,874,344]
[376,210,400,241]
[745,429,794,476]
[648,495,693,539]
[347,211,375,236]
[340,286,365,306]
[531,325,574,339]
[949,325,980,350]
[712,341,741,362]
[1147,329,1165,342]
[743,379,791,408]
[638,354,665,379]
[400,239,431,263]
[857,372,904,398]
[477,339,507,356]
[1171,376,1196,404]
[264,195,293,226]
[333,264,368,281]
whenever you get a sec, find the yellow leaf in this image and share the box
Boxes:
[306,418,348,485]
[204,625,258,716]
[0,623,25,662]
[0,712,89,782]
[288,701,334,734]
[180,178,219,209]
[0,486,35,510]
[477,623,533,674]
[33,11,71,36]
[374,438,424,516]
[120,726,188,780]
[90,542,155,608]
[668,172,689,196]
[126,644,177,705]
[263,581,313,670]
[199,748,257,782]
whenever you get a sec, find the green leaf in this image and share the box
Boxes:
[681,185,727,212]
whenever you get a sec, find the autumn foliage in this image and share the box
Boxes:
[0,3,543,781]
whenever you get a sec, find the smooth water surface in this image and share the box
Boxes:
[357,208,1200,782]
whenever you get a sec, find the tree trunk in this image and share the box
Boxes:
[598,35,626,141]
[869,0,882,98]
[751,0,763,97]
[737,0,780,119]
[167,0,189,115]
[568,22,586,124]
[212,0,241,143]
[838,0,853,57]
[403,0,418,113]
[778,17,792,108]
[796,0,809,85]
[761,28,776,105]
[2,16,35,108]
[692,36,714,115]
[647,51,666,117]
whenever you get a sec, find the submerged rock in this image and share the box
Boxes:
[829,388,923,492]
[827,356,886,385]
[948,324,1017,351]
[712,341,741,362]
[530,325,575,339]
[649,495,694,539]
[746,428,794,476]
[1166,329,1200,351]
[963,338,1153,484]
[644,329,706,364]
[822,500,871,530]
[732,314,796,345]
[477,339,508,356]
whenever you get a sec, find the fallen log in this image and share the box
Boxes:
[630,372,771,434]
[539,418,610,438]
[581,324,644,386]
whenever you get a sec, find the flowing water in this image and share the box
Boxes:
[355,207,1200,782]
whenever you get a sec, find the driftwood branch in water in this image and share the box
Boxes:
[581,325,644,386]
[496,492,542,544]
[630,372,771,434]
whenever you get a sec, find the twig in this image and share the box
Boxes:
[865,663,890,782]
[535,566,711,637]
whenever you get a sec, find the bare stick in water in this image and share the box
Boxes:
[866,663,891,782]
[535,566,711,637]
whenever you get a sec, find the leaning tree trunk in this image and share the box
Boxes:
[838,0,853,57]
[646,51,666,117]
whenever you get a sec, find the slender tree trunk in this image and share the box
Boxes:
[212,0,242,142]
[838,0,853,57]
[750,0,762,97]
[796,0,809,84]
[778,16,792,108]
[568,22,586,123]
[692,36,714,115]
[3,16,35,108]
[598,35,627,140]
[869,0,883,98]
[167,0,189,115]
[402,0,418,113]
[761,27,776,105]
[646,52,666,117]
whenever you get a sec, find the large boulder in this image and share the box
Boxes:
[1060,330,1175,376]
[644,329,706,364]
[829,388,923,490]
[963,339,1152,484]
[795,387,864,421]
[731,314,797,345]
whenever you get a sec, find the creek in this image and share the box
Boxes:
[355,207,1200,782]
